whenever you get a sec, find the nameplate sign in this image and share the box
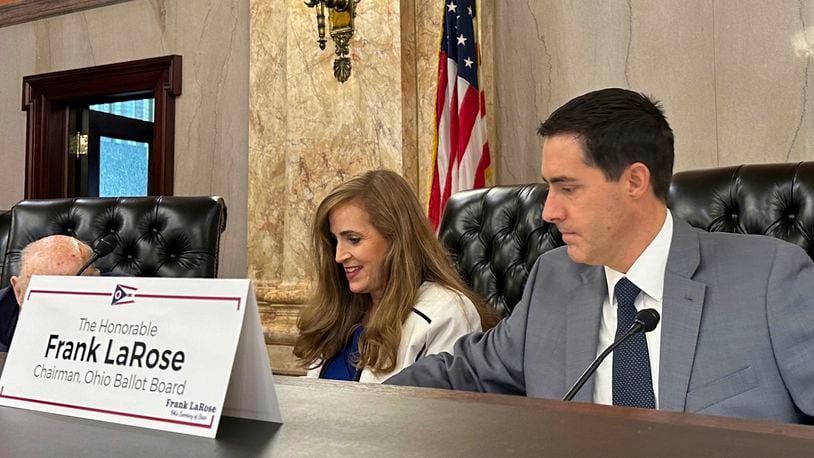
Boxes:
[0,276,282,438]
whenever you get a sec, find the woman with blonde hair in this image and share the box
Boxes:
[294,169,494,382]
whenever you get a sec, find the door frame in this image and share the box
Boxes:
[22,55,181,198]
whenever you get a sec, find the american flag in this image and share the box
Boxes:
[428,0,491,230]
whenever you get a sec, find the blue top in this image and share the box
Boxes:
[320,325,364,381]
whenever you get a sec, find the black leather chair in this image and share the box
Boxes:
[668,161,814,256]
[439,161,814,316]
[0,196,227,288]
[439,184,557,317]
[0,210,11,283]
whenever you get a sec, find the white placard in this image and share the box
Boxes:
[0,275,282,438]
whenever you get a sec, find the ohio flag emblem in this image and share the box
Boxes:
[111,284,138,306]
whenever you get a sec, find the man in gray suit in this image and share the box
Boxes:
[386,88,814,423]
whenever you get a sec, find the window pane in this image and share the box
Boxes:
[99,136,148,197]
[90,98,154,122]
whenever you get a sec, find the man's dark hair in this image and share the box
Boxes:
[537,88,674,201]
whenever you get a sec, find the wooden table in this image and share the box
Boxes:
[0,372,812,456]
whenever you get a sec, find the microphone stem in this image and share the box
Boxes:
[75,253,101,276]
[562,323,642,401]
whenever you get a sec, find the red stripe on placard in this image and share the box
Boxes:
[28,290,243,311]
[136,294,243,311]
[0,386,215,429]
[28,290,110,300]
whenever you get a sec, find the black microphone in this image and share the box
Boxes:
[562,308,660,401]
[75,234,119,276]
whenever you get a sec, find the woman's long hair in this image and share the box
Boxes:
[293,170,495,374]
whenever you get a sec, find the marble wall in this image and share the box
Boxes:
[250,0,407,298]
[494,0,814,185]
[254,0,386,369]
[0,0,249,279]
[248,0,453,372]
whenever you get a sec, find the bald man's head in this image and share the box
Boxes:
[10,235,98,306]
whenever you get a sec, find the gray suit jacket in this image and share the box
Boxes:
[386,219,814,423]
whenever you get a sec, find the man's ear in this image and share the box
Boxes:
[10,275,24,306]
[626,162,651,198]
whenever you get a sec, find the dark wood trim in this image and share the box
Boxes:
[0,0,132,29]
[22,55,181,198]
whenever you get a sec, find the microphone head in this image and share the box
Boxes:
[93,233,119,257]
[634,308,660,332]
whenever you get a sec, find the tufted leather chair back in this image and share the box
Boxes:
[438,184,559,317]
[0,210,10,281]
[0,196,227,288]
[439,161,814,316]
[667,161,814,258]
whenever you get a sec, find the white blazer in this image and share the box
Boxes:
[307,282,481,383]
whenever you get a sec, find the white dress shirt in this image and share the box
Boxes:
[592,210,673,407]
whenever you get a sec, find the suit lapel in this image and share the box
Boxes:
[658,219,706,412]
[565,266,606,402]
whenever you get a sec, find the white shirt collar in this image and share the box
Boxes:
[604,210,673,302]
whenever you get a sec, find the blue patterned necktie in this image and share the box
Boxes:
[612,277,656,408]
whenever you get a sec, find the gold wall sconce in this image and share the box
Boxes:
[304,0,358,83]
